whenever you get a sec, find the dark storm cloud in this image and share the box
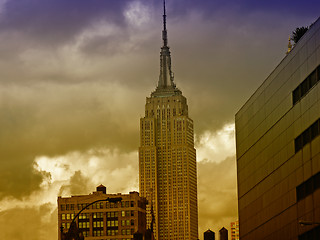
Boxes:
[168,0,320,18]
[0,0,131,45]
[59,170,92,196]
[0,83,141,198]
[0,156,43,199]
[1,0,317,48]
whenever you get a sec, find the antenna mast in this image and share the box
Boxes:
[162,0,168,46]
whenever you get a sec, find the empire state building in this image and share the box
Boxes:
[139,1,198,240]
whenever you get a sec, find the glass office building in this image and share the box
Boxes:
[236,17,320,240]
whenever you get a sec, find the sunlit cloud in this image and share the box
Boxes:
[196,123,235,163]
[35,148,139,197]
[0,147,138,213]
[0,147,139,240]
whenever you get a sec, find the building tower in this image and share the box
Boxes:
[139,1,198,240]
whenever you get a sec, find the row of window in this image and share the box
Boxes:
[61,211,134,220]
[293,64,320,105]
[107,230,118,236]
[61,213,75,220]
[295,119,320,152]
[107,211,118,218]
[122,219,134,226]
[107,229,134,236]
[122,210,134,217]
[79,213,89,219]
[63,222,135,235]
[83,238,131,240]
[63,219,135,228]
[145,108,183,118]
[102,238,131,240]
[93,221,104,228]
[93,230,104,236]
[60,201,135,211]
[82,219,135,228]
[107,220,118,227]
[296,171,320,201]
[121,229,135,235]
[94,212,103,219]
[82,229,135,237]
[79,221,90,228]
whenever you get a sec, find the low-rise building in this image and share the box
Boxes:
[57,185,147,240]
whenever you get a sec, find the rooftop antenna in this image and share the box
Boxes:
[162,0,168,47]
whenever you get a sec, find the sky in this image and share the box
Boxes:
[0,0,319,239]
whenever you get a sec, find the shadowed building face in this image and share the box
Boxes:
[236,17,320,240]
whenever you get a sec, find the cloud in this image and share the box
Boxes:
[35,148,139,195]
[0,204,57,240]
[0,0,131,45]
[0,82,142,199]
[124,1,152,28]
[58,171,92,196]
[0,145,236,240]
[196,123,235,163]
[0,1,319,239]
[0,146,139,239]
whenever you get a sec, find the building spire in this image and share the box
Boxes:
[162,0,168,47]
[152,0,181,97]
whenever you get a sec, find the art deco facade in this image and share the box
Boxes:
[139,2,198,240]
[236,17,320,239]
[57,185,147,240]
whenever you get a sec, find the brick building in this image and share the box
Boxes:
[57,185,147,240]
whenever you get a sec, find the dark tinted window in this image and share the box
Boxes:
[296,171,320,201]
[293,65,320,105]
[295,119,320,152]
